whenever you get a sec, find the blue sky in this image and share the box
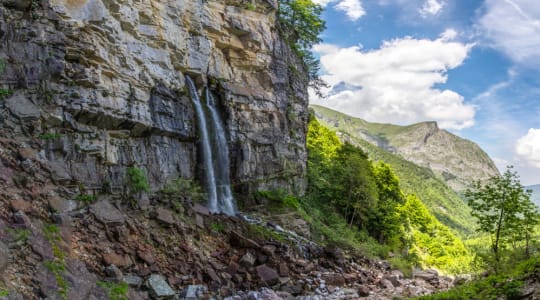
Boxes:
[309,0,540,185]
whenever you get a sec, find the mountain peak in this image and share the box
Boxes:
[311,105,499,192]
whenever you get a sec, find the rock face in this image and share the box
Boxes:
[312,105,499,192]
[0,0,308,199]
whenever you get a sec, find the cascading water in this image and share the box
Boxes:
[205,89,236,215]
[185,75,236,215]
[186,76,219,213]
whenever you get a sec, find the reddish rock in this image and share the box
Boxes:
[358,285,370,297]
[226,261,240,276]
[322,273,346,286]
[18,147,37,160]
[137,248,156,265]
[103,253,132,267]
[10,199,32,213]
[256,264,279,285]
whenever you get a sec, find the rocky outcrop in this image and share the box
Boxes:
[0,0,308,200]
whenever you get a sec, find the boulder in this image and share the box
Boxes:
[230,230,260,249]
[180,285,208,299]
[154,207,175,226]
[90,201,125,225]
[147,274,175,298]
[123,274,144,287]
[239,251,257,267]
[256,265,279,285]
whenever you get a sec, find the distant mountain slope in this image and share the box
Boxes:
[336,130,475,235]
[311,105,499,192]
[527,184,540,207]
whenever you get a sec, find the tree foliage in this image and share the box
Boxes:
[278,0,326,88]
[465,166,540,264]
[305,115,472,273]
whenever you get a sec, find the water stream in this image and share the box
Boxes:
[185,75,236,215]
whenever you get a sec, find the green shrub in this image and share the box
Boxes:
[161,177,205,203]
[5,227,29,243]
[38,133,62,140]
[98,281,128,300]
[0,88,10,100]
[0,289,9,297]
[126,167,150,193]
[74,194,96,204]
[209,222,225,233]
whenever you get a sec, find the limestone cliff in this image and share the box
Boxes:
[0,0,308,199]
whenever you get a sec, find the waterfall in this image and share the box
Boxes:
[205,89,236,215]
[185,75,236,215]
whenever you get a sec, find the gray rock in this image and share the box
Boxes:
[29,233,54,260]
[65,259,100,300]
[155,207,176,226]
[239,251,257,267]
[90,201,125,225]
[147,274,175,298]
[105,264,123,280]
[5,92,41,119]
[180,284,208,299]
[13,211,31,229]
[123,274,144,287]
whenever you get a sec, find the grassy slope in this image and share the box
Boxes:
[311,106,475,235]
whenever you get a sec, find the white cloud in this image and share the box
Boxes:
[312,0,366,21]
[420,0,445,17]
[477,0,540,64]
[440,28,458,41]
[311,33,475,130]
[335,0,366,21]
[516,129,540,168]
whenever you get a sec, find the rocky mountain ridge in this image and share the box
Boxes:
[311,105,499,192]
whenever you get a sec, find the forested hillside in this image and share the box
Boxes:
[302,115,473,273]
[310,107,475,235]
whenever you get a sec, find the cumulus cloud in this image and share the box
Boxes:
[312,0,365,21]
[335,0,366,21]
[477,0,540,64]
[311,31,475,130]
[420,0,445,17]
[516,129,540,168]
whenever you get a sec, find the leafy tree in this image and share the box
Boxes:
[278,0,326,89]
[369,162,405,246]
[465,166,539,263]
[334,143,378,229]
